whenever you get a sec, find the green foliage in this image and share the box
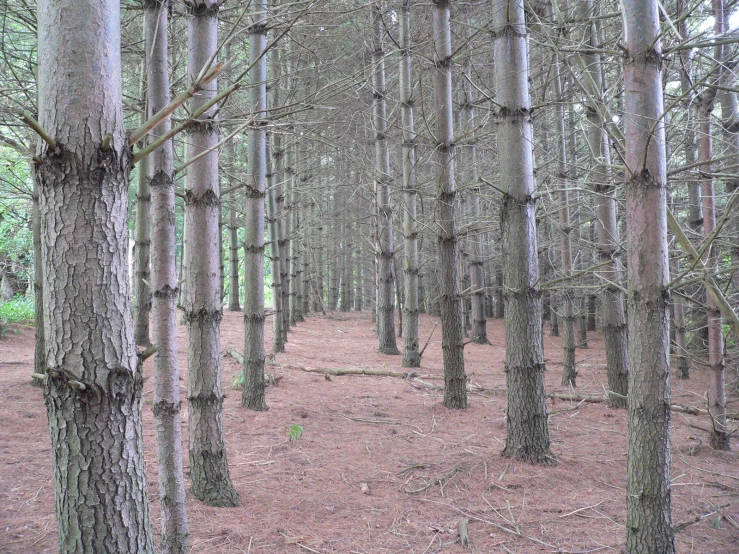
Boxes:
[231,372,244,389]
[288,424,303,441]
[0,295,34,337]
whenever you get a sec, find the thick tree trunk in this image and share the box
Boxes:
[185,0,240,506]
[622,0,675,550]
[37,0,154,550]
[493,0,552,464]
[370,1,399,355]
[145,0,189,550]
[399,1,420,368]
[433,0,466,408]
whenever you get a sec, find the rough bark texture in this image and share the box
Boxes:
[622,0,675,550]
[145,0,190,551]
[370,1,399,355]
[242,0,268,411]
[399,0,420,368]
[433,0,467,408]
[493,0,553,464]
[578,0,628,406]
[185,0,240,507]
[37,1,155,551]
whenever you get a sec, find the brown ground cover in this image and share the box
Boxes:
[1,311,737,553]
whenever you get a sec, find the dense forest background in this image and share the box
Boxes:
[0,0,738,553]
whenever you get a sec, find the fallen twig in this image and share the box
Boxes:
[405,465,461,494]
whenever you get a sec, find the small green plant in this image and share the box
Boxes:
[231,372,244,389]
[288,424,303,441]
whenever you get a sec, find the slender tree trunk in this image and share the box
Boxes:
[144,1,190,551]
[547,21,576,387]
[433,0,466,408]
[37,0,154,549]
[399,0,420,367]
[185,0,240,506]
[32,169,45,386]
[493,0,552,463]
[622,0,675,549]
[134,72,152,347]
[242,0,268,411]
[460,23,488,344]
[226,120,241,311]
[269,34,286,352]
[576,0,629,405]
[370,1,399,354]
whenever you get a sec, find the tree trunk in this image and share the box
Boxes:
[460,20,488,345]
[134,82,152,347]
[433,0,466,408]
[622,0,675,549]
[370,1,399,355]
[546,20,576,387]
[493,0,552,464]
[226,130,241,311]
[578,0,628,405]
[399,0,420,367]
[37,0,154,550]
[145,0,190,550]
[242,0,269,411]
[32,168,45,386]
[185,0,240,506]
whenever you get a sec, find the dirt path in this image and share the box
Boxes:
[1,311,737,553]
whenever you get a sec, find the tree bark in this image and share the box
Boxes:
[145,0,190,550]
[370,1,399,355]
[622,0,675,549]
[493,0,552,464]
[185,0,240,506]
[433,0,466,408]
[399,0,420,367]
[577,0,628,405]
[37,0,155,550]
[242,0,269,411]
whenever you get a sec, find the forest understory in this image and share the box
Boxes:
[1,311,737,554]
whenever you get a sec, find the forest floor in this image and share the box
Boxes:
[1,310,738,553]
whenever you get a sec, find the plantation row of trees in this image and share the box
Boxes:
[0,0,737,553]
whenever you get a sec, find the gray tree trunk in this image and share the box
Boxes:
[577,0,629,405]
[433,0,467,408]
[145,0,189,550]
[399,0,420,367]
[546,21,576,387]
[622,0,675,550]
[242,0,268,411]
[493,0,552,464]
[370,1,400,354]
[134,70,152,347]
[226,126,241,311]
[37,0,155,550]
[460,22,487,344]
[185,0,240,506]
